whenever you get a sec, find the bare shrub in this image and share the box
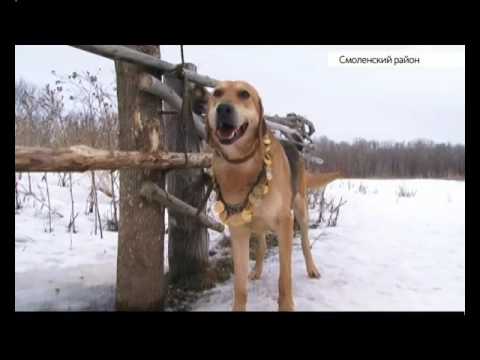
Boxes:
[355,183,368,194]
[15,174,22,211]
[397,185,417,198]
[15,73,117,239]
[15,70,118,150]
[42,173,53,233]
[67,173,78,234]
[309,188,347,229]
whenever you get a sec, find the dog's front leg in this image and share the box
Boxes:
[275,211,295,311]
[230,224,251,311]
[249,232,267,280]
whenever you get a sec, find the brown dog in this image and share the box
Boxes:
[207,81,341,311]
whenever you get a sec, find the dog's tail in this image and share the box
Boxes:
[305,171,342,190]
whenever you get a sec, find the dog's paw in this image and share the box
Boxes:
[249,270,262,280]
[278,299,295,311]
[307,265,321,279]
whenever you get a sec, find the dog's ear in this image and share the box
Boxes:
[257,97,267,137]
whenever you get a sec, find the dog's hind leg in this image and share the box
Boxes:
[249,232,267,280]
[293,193,321,278]
[276,211,295,311]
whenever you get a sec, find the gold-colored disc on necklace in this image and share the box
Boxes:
[253,184,264,197]
[241,209,253,223]
[263,184,270,194]
[266,169,273,181]
[213,201,225,214]
[264,158,272,166]
[249,192,261,205]
[218,211,228,223]
[263,136,271,145]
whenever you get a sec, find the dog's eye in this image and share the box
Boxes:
[238,90,250,100]
[213,89,224,98]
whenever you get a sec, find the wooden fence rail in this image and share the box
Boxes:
[15,145,212,172]
[140,181,224,233]
[72,45,219,88]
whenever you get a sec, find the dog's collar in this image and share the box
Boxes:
[214,138,259,164]
[211,134,273,226]
[215,166,266,216]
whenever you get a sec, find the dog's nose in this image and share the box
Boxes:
[217,103,233,117]
[216,103,236,128]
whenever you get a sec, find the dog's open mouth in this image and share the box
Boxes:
[216,122,248,145]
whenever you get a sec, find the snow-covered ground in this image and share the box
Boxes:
[15,173,119,311]
[15,173,465,311]
[193,179,465,311]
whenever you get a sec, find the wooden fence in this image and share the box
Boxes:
[14,45,324,310]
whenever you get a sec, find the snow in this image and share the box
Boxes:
[15,174,465,311]
[15,173,119,311]
[193,179,465,311]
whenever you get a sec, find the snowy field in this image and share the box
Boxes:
[15,173,465,311]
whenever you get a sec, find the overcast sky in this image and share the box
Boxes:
[15,45,465,145]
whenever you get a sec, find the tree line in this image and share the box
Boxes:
[308,136,465,179]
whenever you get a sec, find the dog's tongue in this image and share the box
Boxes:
[218,127,236,139]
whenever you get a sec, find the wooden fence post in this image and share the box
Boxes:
[115,45,166,310]
[165,63,210,289]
